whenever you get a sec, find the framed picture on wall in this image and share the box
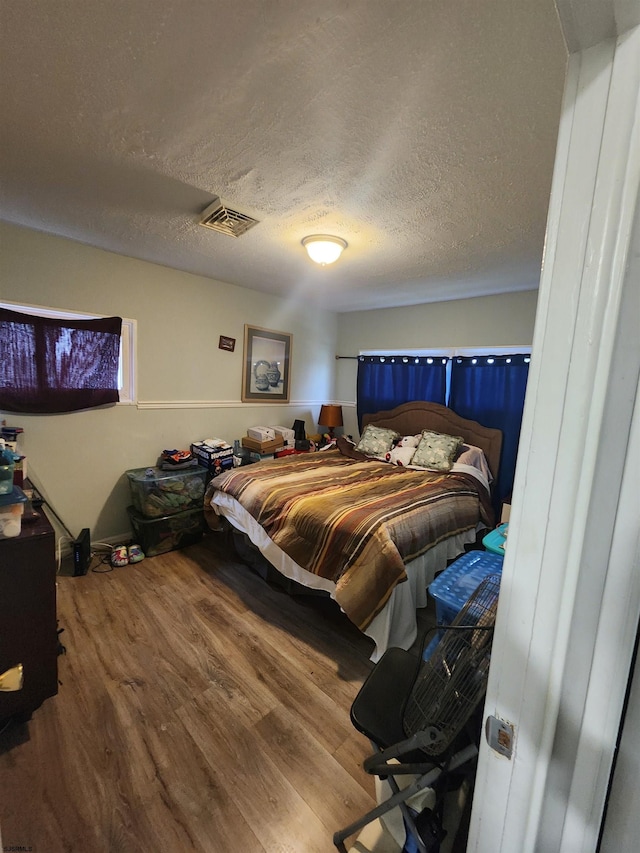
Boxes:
[241,324,292,403]
[218,335,236,352]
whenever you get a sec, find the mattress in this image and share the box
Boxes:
[209,489,481,662]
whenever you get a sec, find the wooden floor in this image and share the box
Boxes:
[1,532,420,853]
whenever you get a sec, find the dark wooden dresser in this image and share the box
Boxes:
[0,510,58,724]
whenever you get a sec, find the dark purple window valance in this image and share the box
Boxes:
[0,307,122,413]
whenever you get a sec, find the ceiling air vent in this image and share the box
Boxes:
[199,197,259,237]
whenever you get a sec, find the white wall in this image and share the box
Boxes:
[335,291,538,437]
[468,18,640,852]
[0,221,337,542]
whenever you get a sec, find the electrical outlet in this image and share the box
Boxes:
[485,714,514,759]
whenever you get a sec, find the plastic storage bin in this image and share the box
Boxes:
[127,505,205,556]
[429,550,504,628]
[0,486,27,538]
[423,550,503,661]
[0,438,16,495]
[126,466,207,518]
[482,522,509,554]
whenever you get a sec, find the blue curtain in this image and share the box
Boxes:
[449,354,530,508]
[357,355,448,430]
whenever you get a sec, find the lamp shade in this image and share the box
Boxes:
[318,404,343,429]
[302,235,347,265]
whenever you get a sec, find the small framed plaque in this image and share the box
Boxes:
[218,335,236,352]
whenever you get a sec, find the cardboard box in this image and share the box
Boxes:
[241,435,284,454]
[198,455,233,477]
[272,425,295,443]
[191,441,234,470]
[247,426,276,442]
[274,448,297,458]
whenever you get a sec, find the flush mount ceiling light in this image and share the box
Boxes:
[302,235,347,265]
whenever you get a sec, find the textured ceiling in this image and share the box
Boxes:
[0,1,568,312]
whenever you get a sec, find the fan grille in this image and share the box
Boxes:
[199,198,259,237]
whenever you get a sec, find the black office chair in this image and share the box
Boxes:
[333,573,501,853]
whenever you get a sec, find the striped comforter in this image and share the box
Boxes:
[206,448,493,630]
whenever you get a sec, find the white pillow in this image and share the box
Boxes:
[452,443,493,483]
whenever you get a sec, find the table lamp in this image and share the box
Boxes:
[318,404,343,439]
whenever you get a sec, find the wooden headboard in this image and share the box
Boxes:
[362,401,503,482]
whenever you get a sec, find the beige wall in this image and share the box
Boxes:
[1,222,538,544]
[1,222,337,542]
[335,291,538,438]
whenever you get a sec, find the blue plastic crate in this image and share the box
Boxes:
[429,550,504,628]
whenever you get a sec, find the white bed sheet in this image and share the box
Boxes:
[210,490,479,662]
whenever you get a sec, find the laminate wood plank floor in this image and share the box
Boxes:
[1,532,414,853]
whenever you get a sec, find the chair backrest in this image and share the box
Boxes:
[403,572,501,757]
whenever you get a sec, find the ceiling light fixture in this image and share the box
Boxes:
[302,235,347,265]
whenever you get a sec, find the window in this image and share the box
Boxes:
[361,346,532,402]
[357,346,532,506]
[0,301,136,408]
[356,355,448,424]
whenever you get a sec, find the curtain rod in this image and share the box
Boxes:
[335,355,359,360]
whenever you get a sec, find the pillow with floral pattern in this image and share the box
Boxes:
[411,429,465,472]
[355,424,400,458]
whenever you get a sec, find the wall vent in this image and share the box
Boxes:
[199,197,259,237]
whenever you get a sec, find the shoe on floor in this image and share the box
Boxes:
[128,544,145,564]
[111,545,129,567]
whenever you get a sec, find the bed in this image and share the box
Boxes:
[204,401,502,661]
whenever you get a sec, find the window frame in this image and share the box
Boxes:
[0,300,136,404]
